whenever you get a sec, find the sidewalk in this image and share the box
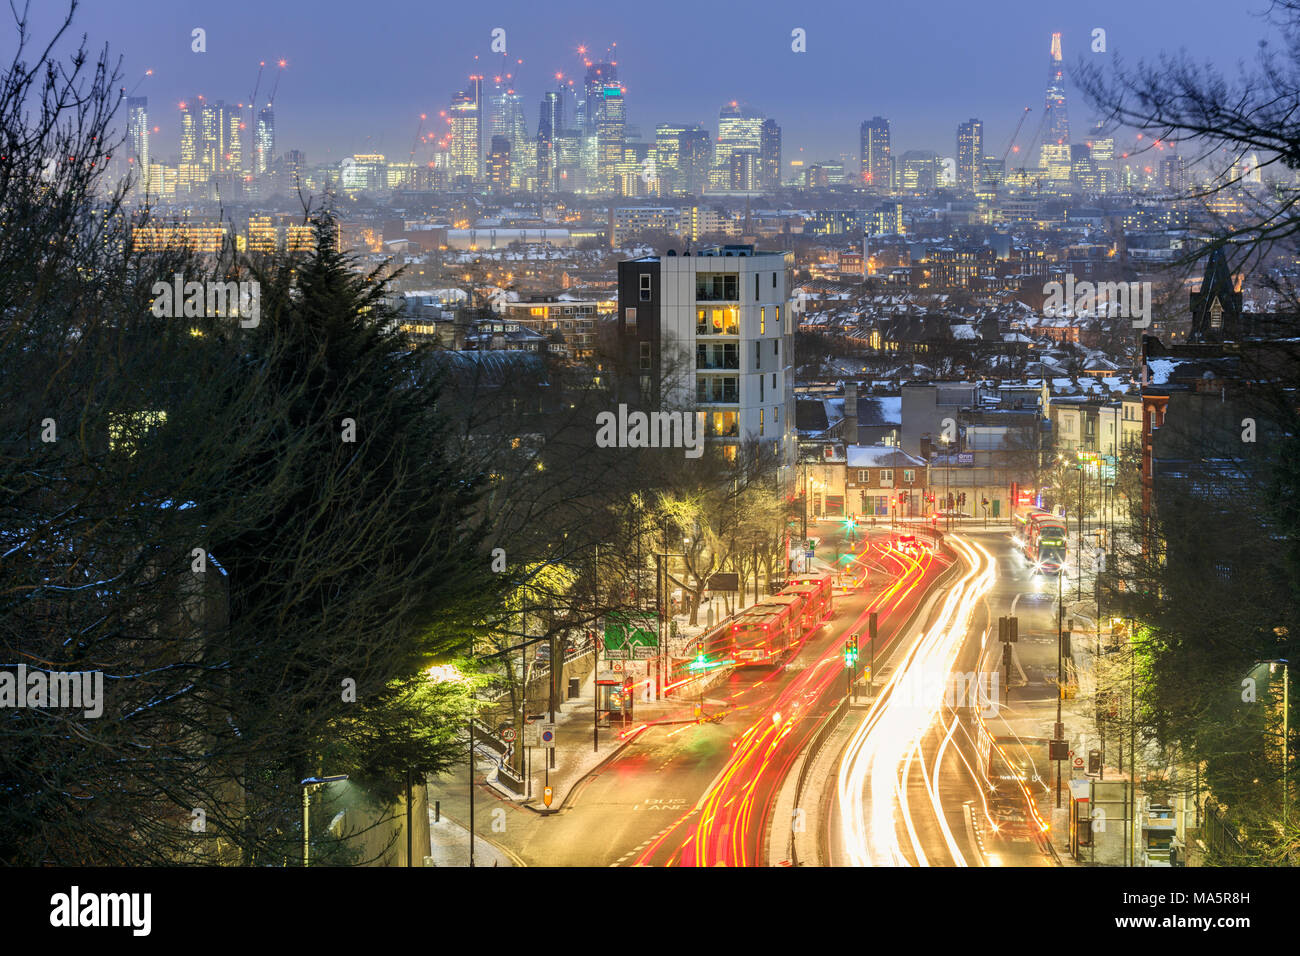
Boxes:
[500,669,708,813]
[425,805,517,867]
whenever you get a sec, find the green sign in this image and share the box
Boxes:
[604,612,658,660]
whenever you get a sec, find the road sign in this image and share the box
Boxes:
[543,786,554,807]
[708,573,739,592]
[632,645,657,660]
[605,612,658,659]
[539,722,556,748]
[501,727,516,743]
[957,452,974,465]
[611,661,624,672]
[523,723,540,747]
[1073,757,1084,769]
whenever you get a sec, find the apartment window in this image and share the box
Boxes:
[760,307,766,335]
[881,469,894,486]
[755,341,761,368]
[774,339,779,356]
[771,372,776,390]
[774,406,779,423]
[760,408,765,435]
[858,470,870,483]
[760,376,764,401]
[639,341,652,370]
[639,273,652,301]
[696,272,738,301]
[772,272,777,288]
[625,307,636,329]
[903,469,915,484]
[755,274,760,300]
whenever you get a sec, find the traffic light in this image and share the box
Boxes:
[844,634,859,668]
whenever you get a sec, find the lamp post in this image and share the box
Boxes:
[941,434,952,532]
[300,774,348,867]
[1076,463,1084,602]
[655,549,688,698]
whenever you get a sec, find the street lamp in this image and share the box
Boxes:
[300,774,348,867]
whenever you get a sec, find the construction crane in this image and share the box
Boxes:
[1002,107,1032,166]
[267,59,286,106]
[248,60,266,114]
[990,107,1032,189]
[410,113,428,161]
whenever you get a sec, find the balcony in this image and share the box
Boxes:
[696,273,739,302]
[697,377,739,405]
[697,343,739,370]
[696,306,739,336]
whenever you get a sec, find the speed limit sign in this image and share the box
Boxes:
[501,727,516,743]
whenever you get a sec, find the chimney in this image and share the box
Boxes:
[920,433,932,462]
[843,382,859,445]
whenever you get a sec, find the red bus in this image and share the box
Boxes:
[1014,509,1068,574]
[730,603,797,666]
[779,576,834,638]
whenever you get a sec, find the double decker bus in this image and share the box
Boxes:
[730,603,796,666]
[726,575,834,667]
[1014,507,1068,574]
[779,576,834,637]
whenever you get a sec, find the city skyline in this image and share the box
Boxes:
[26,0,1264,169]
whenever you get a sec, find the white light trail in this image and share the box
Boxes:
[836,536,996,866]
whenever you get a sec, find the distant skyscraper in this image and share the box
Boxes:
[537,91,563,190]
[759,118,781,191]
[860,117,891,192]
[677,127,712,195]
[255,106,274,177]
[1089,126,1116,193]
[1043,32,1070,149]
[581,62,617,189]
[899,150,939,193]
[596,83,625,192]
[956,118,982,193]
[126,96,149,196]
[487,135,511,192]
[1160,154,1186,194]
[284,149,306,192]
[489,78,528,155]
[449,77,483,183]
[713,102,763,189]
[582,62,617,137]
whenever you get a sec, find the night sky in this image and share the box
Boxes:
[12,0,1271,169]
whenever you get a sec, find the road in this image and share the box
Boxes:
[449,520,954,866]
[829,528,1072,867]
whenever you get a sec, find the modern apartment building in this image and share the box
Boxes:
[616,244,796,479]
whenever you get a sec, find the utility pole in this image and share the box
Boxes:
[1056,570,1064,809]
[868,612,877,697]
[1077,464,1084,602]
